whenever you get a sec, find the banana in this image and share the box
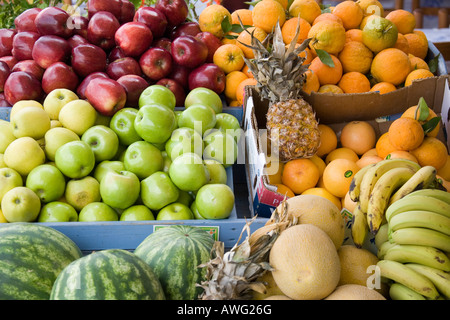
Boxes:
[406,263,450,299]
[366,167,416,235]
[376,259,440,299]
[383,244,450,272]
[389,227,450,253]
[389,282,426,300]
[388,210,450,236]
[385,194,450,222]
[388,166,438,205]
[348,163,376,202]
[351,204,368,248]
[377,241,397,259]
[358,159,421,213]
[375,223,389,249]
[403,188,450,205]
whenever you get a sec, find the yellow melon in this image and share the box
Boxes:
[252,271,284,300]
[324,284,386,300]
[264,295,292,300]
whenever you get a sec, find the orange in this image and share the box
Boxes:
[342,190,357,212]
[318,84,344,94]
[252,0,286,34]
[224,70,248,102]
[213,44,245,74]
[288,0,322,25]
[316,124,338,158]
[332,0,364,30]
[361,148,378,158]
[281,158,320,194]
[388,117,424,151]
[325,147,359,164]
[345,28,363,43]
[236,77,258,105]
[274,183,295,197]
[356,0,384,17]
[299,46,315,65]
[369,82,397,94]
[307,20,346,55]
[404,31,428,60]
[241,64,253,78]
[394,33,410,54]
[404,68,435,86]
[309,55,343,85]
[370,48,411,86]
[338,71,371,93]
[375,132,398,158]
[384,150,419,163]
[236,27,268,59]
[385,9,416,35]
[302,69,320,94]
[265,155,285,184]
[338,41,373,74]
[281,17,311,45]
[274,0,289,10]
[310,154,326,176]
[231,9,253,26]
[356,154,383,167]
[340,120,377,156]
[408,54,429,71]
[312,12,343,26]
[322,158,360,198]
[229,100,241,107]
[436,175,450,192]
[410,136,448,170]
[198,4,232,38]
[301,187,342,210]
[221,33,238,45]
[401,104,440,137]
[437,155,450,181]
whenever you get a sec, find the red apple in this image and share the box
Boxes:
[0,93,11,107]
[119,0,136,24]
[0,61,10,92]
[171,35,208,69]
[4,71,43,105]
[35,6,73,38]
[115,22,153,58]
[170,22,201,40]
[32,35,71,69]
[139,47,173,81]
[168,63,191,89]
[156,78,186,107]
[188,63,225,94]
[76,71,109,99]
[107,57,142,80]
[87,11,120,51]
[67,15,89,39]
[108,47,126,63]
[41,62,79,94]
[12,31,40,61]
[14,8,42,33]
[0,56,18,70]
[0,29,17,57]
[68,34,90,50]
[133,6,168,39]
[85,77,127,116]
[196,31,222,63]
[11,60,44,81]
[153,37,172,53]
[71,43,107,78]
[117,74,149,108]
[155,0,188,28]
[87,0,122,20]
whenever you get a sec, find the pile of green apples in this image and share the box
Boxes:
[0,85,241,223]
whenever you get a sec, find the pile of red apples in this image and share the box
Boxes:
[0,0,226,117]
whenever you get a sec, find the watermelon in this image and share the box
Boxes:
[0,223,83,300]
[50,249,165,300]
[134,225,215,300]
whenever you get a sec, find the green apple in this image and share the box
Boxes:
[0,119,16,153]
[156,202,194,220]
[140,171,179,211]
[161,151,171,173]
[362,16,398,53]
[134,104,177,144]
[177,104,216,135]
[10,106,51,140]
[109,107,143,146]
[4,137,46,177]
[25,164,66,203]
[204,159,227,184]
[124,140,164,180]
[0,154,5,168]
[95,111,111,127]
[185,87,223,114]
[176,189,194,207]
[168,152,209,192]
[58,99,97,136]
[0,167,23,203]
[100,170,140,209]
[93,160,125,183]
[10,100,43,120]
[64,176,101,211]
[78,202,118,222]
[44,127,80,161]
[165,127,204,160]
[203,130,238,168]
[195,183,235,219]
[120,205,155,221]
[81,125,119,162]
[37,201,78,222]
[214,113,242,142]
[55,140,96,179]
[43,88,79,120]
[190,201,206,219]
[139,84,176,110]
[1,186,41,222]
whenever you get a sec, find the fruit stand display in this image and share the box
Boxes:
[0,0,450,301]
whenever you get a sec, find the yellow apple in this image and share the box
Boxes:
[51,120,63,128]
[0,119,15,153]
[58,99,97,136]
[43,88,79,120]
[64,176,101,211]
[44,127,80,161]
[10,100,44,120]
[0,154,6,168]
[10,106,51,139]
[3,137,46,176]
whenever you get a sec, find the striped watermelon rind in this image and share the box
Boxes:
[134,225,215,300]
[50,249,166,300]
[0,223,83,300]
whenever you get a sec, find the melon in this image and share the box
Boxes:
[50,249,165,300]
[324,284,386,300]
[0,223,82,300]
[252,271,284,300]
[134,225,215,300]
[269,224,341,300]
[338,244,379,286]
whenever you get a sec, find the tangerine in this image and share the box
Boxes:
[338,41,373,74]
[404,68,434,86]
[333,0,364,30]
[338,71,371,93]
[309,54,343,85]
[388,117,424,151]
[370,48,410,86]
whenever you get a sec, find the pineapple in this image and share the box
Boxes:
[242,20,321,162]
